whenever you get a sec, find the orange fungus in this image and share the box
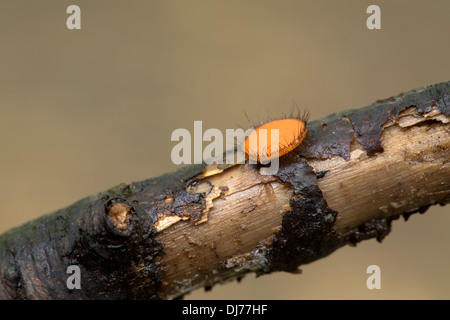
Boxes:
[244,118,307,162]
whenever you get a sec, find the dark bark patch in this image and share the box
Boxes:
[345,81,450,156]
[268,159,344,273]
[297,81,450,159]
[71,196,164,299]
[123,166,209,226]
[131,164,206,200]
[402,205,431,221]
[342,217,394,246]
[316,170,329,179]
[297,115,354,160]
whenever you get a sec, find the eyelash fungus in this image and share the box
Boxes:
[244,110,309,162]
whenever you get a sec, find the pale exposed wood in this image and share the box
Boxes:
[156,107,450,299]
[312,122,449,232]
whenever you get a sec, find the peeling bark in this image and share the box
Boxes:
[1,81,449,299]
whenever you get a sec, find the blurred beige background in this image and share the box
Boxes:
[0,1,449,299]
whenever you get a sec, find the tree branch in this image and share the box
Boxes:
[1,81,449,300]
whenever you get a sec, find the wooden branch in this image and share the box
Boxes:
[0,81,449,300]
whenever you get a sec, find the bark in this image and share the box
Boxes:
[0,81,449,300]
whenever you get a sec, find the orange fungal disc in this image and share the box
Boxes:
[244,118,308,162]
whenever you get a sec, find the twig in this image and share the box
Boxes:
[0,81,449,299]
